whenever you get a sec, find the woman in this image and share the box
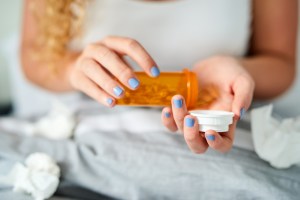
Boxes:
[19,0,298,199]
[21,0,297,153]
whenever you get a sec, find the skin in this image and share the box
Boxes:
[21,0,298,153]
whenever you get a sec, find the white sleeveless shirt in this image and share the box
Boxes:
[72,0,252,70]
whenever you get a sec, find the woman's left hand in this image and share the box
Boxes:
[161,56,255,153]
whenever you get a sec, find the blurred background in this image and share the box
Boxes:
[0,1,299,117]
[0,0,21,115]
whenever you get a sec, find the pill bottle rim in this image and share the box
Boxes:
[184,68,198,109]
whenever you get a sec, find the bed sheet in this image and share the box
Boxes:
[0,104,299,200]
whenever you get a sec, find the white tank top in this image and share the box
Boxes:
[71,0,252,71]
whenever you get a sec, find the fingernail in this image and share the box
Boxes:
[113,86,123,97]
[206,135,215,141]
[106,98,113,105]
[185,118,195,127]
[173,99,183,108]
[150,66,160,77]
[164,112,171,118]
[240,108,246,119]
[128,78,140,89]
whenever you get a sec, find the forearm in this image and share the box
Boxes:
[21,46,79,92]
[240,54,296,100]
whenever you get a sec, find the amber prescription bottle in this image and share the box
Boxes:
[116,69,199,109]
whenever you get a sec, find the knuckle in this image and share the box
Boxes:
[127,39,140,50]
[141,55,153,66]
[98,47,112,60]
[239,73,254,86]
[84,43,97,54]
[118,67,134,81]
[140,53,156,70]
[102,78,116,90]
[83,59,97,74]
[75,56,86,70]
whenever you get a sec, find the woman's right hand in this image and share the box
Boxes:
[68,36,160,107]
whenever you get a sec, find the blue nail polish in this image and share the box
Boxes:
[113,86,123,97]
[207,135,215,141]
[240,108,246,119]
[106,98,113,105]
[150,66,160,77]
[185,118,195,127]
[165,112,171,118]
[174,99,183,108]
[128,78,140,89]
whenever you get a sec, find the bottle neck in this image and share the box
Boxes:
[184,69,199,109]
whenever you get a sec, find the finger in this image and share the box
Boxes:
[85,44,140,90]
[161,107,177,132]
[81,58,126,99]
[183,115,208,154]
[171,95,188,132]
[232,75,254,119]
[205,119,237,153]
[101,36,160,77]
[73,73,116,107]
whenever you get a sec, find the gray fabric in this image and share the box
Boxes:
[0,191,77,200]
[0,125,299,200]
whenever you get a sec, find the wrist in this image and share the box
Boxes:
[64,52,81,91]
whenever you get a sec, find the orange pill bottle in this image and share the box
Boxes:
[117,69,216,109]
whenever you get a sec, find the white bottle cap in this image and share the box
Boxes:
[189,110,234,132]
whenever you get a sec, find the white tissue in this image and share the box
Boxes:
[25,153,60,177]
[0,153,60,200]
[32,100,76,140]
[0,100,76,140]
[251,104,300,169]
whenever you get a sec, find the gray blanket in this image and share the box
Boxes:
[0,129,299,200]
[0,105,299,200]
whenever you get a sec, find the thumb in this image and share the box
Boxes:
[231,75,254,120]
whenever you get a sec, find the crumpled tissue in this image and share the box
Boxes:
[32,100,76,139]
[251,104,300,169]
[0,152,60,200]
[0,100,76,140]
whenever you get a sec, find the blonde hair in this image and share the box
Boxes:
[31,0,87,68]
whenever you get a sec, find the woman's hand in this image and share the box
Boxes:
[68,36,160,107]
[161,56,255,153]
